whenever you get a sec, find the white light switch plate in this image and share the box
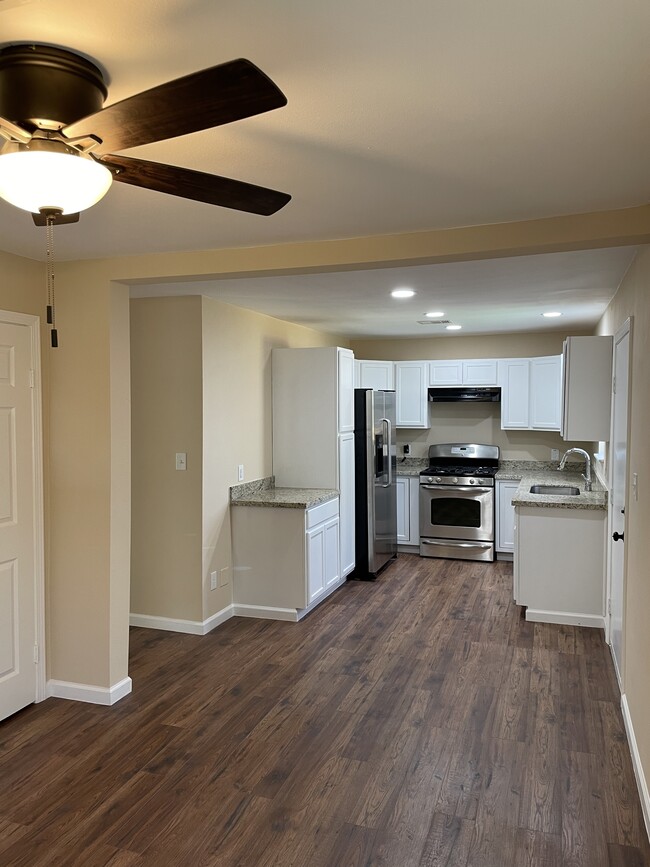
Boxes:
[176,452,187,471]
[238,464,244,482]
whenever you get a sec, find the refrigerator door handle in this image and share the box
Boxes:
[381,418,391,487]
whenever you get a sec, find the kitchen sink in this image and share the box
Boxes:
[529,484,580,496]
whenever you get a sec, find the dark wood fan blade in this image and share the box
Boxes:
[100,154,291,215]
[62,59,287,153]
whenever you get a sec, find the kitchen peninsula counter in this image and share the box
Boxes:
[230,476,338,509]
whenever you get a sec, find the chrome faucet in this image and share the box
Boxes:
[559,448,592,492]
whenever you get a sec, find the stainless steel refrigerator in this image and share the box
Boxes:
[352,388,397,578]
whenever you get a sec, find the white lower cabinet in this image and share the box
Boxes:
[496,480,518,554]
[396,477,410,542]
[338,432,355,577]
[396,475,420,545]
[231,497,342,619]
[307,516,340,603]
[514,505,605,625]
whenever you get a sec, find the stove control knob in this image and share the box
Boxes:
[436,476,442,484]
[469,478,476,485]
[452,477,458,484]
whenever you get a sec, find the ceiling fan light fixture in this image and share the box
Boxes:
[0,143,112,215]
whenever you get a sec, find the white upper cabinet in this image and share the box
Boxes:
[355,359,395,391]
[561,336,613,442]
[500,355,562,431]
[429,359,498,386]
[338,348,355,433]
[395,361,429,428]
[530,355,562,430]
[462,359,499,385]
[499,359,531,429]
[429,360,462,385]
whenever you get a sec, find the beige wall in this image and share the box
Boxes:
[48,263,130,687]
[351,332,591,460]
[596,244,650,799]
[399,403,590,461]
[130,294,343,625]
[130,296,204,622]
[350,331,580,362]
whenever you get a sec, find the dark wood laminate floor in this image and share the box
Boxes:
[1,555,649,866]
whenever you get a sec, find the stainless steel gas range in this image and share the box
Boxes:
[419,443,500,562]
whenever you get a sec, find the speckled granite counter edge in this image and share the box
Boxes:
[230,476,339,509]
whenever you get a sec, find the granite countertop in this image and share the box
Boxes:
[230,476,338,509]
[497,460,607,511]
[396,458,428,476]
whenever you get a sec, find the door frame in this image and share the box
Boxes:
[605,316,632,690]
[0,310,46,703]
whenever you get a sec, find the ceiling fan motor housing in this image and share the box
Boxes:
[0,43,107,130]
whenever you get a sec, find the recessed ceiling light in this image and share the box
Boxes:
[446,324,462,331]
[391,288,415,299]
[425,311,445,318]
[542,311,562,318]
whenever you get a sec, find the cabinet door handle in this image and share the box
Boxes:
[612,531,624,542]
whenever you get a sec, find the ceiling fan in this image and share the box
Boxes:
[0,42,291,225]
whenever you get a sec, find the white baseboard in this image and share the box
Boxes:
[525,609,604,629]
[129,605,234,635]
[232,603,298,622]
[47,676,132,706]
[621,693,650,843]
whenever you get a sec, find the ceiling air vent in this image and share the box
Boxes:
[417,319,451,325]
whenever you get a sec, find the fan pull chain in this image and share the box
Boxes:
[45,214,58,348]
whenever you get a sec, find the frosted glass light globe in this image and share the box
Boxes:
[0,149,112,214]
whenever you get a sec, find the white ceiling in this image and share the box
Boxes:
[132,247,637,338]
[1,0,647,335]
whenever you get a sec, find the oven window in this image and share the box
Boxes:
[429,497,482,528]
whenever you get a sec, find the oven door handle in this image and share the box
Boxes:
[421,539,493,549]
[420,484,492,493]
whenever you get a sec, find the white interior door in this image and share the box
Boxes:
[0,317,38,721]
[609,320,630,688]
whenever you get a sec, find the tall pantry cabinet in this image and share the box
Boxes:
[272,347,355,578]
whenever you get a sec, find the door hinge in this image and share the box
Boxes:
[607,598,612,616]
[612,376,616,395]
[33,644,39,664]
[28,369,35,389]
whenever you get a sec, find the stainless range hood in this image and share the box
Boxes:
[428,386,501,402]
